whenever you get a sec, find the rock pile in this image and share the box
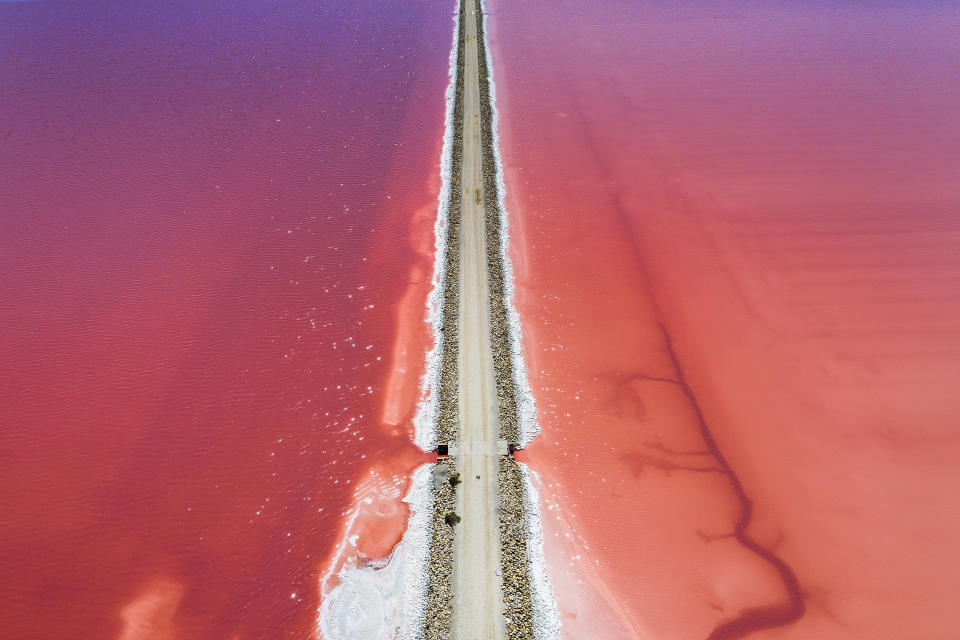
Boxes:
[498,457,536,639]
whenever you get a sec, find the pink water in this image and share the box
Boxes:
[0,1,451,638]
[489,1,960,638]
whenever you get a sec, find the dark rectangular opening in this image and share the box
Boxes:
[437,444,449,456]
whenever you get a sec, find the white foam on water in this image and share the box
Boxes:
[479,0,538,449]
[413,0,462,452]
[317,464,435,640]
[518,462,562,640]
[482,1,561,636]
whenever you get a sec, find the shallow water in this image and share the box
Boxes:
[489,1,960,638]
[0,1,450,638]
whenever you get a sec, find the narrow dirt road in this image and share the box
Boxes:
[451,0,506,638]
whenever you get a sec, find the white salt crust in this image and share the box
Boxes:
[518,463,562,640]
[317,464,435,640]
[413,1,462,452]
[398,464,435,640]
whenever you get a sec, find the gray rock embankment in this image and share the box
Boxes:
[424,460,459,640]
[425,3,465,637]
[498,457,535,639]
[436,0,466,447]
[426,4,538,639]
[475,8,519,447]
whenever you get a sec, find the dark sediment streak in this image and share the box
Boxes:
[567,79,805,636]
[658,325,806,639]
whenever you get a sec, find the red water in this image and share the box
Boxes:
[489,1,960,638]
[0,2,450,638]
